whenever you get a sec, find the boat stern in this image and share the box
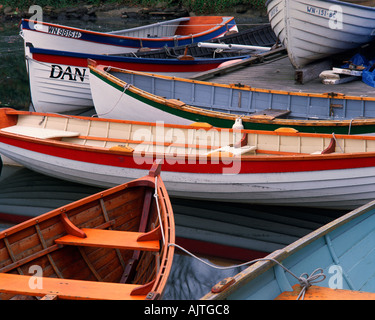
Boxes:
[0,109,18,129]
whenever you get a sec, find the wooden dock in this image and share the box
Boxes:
[192,47,375,98]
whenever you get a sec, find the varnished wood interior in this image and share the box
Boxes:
[0,163,174,300]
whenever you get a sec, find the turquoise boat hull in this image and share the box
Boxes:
[202,200,375,299]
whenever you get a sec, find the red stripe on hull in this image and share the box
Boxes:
[2,134,375,174]
[32,53,224,73]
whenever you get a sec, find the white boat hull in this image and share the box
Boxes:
[27,56,92,113]
[22,28,136,55]
[267,0,375,68]
[89,69,193,123]
[1,142,375,210]
[20,17,237,54]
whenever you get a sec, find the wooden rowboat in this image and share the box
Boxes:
[2,108,375,209]
[202,199,375,300]
[22,24,276,114]
[120,24,278,59]
[0,160,175,300]
[266,0,375,68]
[25,46,249,113]
[89,61,375,134]
[20,16,237,54]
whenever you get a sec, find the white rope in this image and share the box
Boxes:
[168,243,326,300]
[348,119,353,135]
[154,176,165,245]
[95,83,130,117]
[332,132,344,153]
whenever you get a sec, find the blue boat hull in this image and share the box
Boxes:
[202,200,375,299]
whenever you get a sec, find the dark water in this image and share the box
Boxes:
[0,21,30,109]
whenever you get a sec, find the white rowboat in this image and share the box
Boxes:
[266,0,375,68]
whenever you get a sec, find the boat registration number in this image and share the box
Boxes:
[306,5,337,19]
[269,5,279,19]
[47,26,82,39]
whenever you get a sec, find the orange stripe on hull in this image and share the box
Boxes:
[276,284,375,300]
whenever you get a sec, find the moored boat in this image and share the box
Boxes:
[1,108,375,209]
[22,23,276,114]
[266,0,375,68]
[20,16,237,54]
[202,199,375,300]
[25,45,249,113]
[89,61,375,134]
[0,160,175,300]
[120,23,278,59]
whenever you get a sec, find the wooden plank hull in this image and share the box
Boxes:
[2,109,375,209]
[267,0,375,68]
[89,63,375,134]
[26,46,247,113]
[0,160,175,300]
[202,199,375,300]
[20,17,237,54]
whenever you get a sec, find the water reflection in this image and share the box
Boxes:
[163,254,245,300]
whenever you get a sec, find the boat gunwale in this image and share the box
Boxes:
[3,109,375,163]
[21,17,236,42]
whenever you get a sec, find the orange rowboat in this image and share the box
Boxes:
[0,160,175,300]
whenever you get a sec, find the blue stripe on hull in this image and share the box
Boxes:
[21,19,237,49]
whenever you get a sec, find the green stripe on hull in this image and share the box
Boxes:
[91,69,375,134]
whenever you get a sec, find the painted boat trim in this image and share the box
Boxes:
[89,62,375,133]
[20,17,237,49]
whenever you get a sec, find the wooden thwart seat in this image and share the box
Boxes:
[1,125,80,139]
[55,228,160,251]
[275,284,375,300]
[0,273,147,300]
